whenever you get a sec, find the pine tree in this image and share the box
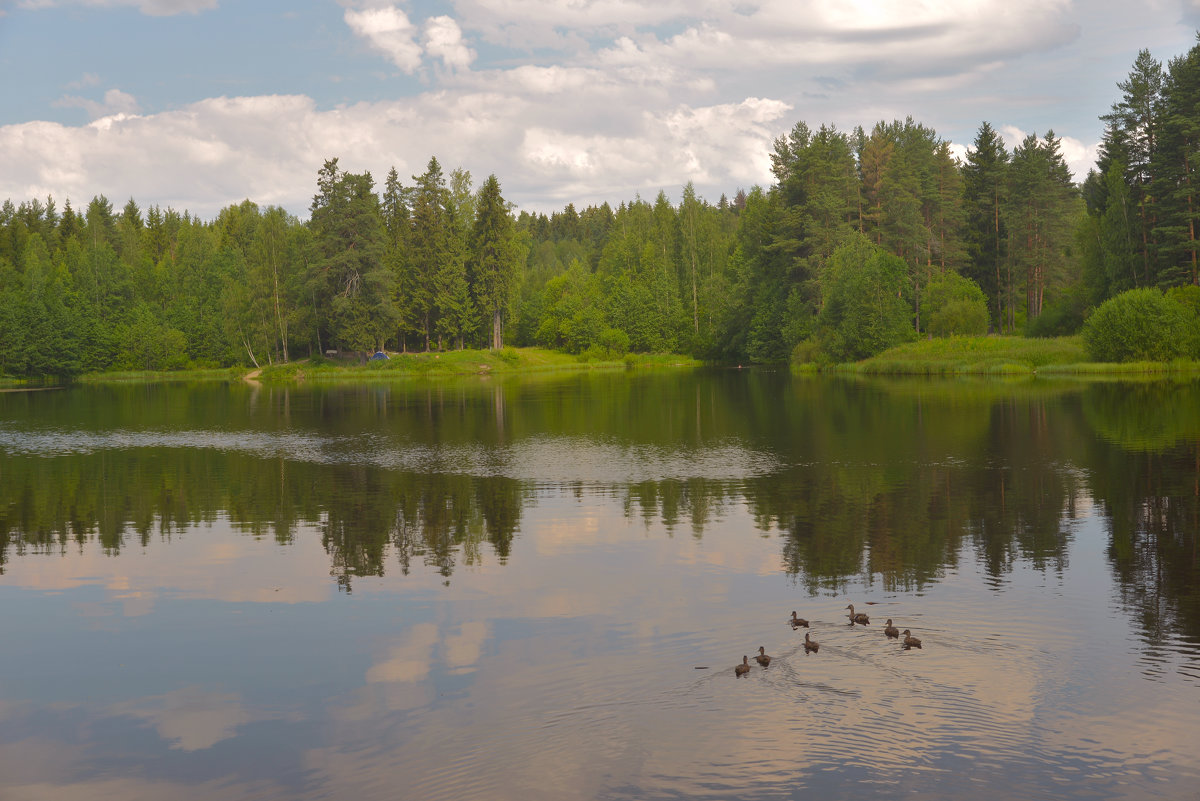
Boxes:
[408,157,453,350]
[309,158,395,352]
[1005,132,1079,324]
[1102,49,1164,284]
[962,122,1010,329]
[472,174,521,349]
[1153,39,1200,287]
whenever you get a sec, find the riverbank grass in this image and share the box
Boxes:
[806,335,1200,375]
[76,367,243,384]
[257,347,699,382]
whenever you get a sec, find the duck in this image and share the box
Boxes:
[755,646,772,667]
[804,631,819,654]
[735,655,751,676]
[883,619,900,638]
[902,630,922,649]
[845,604,870,625]
[790,611,809,628]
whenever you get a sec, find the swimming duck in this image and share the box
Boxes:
[755,646,772,667]
[735,655,750,676]
[902,630,922,649]
[804,631,819,653]
[845,604,870,625]
[790,611,809,628]
[883,619,900,638]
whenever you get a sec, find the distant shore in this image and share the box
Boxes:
[65,348,701,385]
[792,335,1200,377]
[11,338,1200,386]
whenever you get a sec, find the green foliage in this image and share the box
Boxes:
[311,159,396,353]
[790,337,820,364]
[533,261,605,353]
[472,174,522,349]
[118,303,190,370]
[1025,287,1089,338]
[16,51,1200,379]
[961,122,1008,328]
[597,327,630,357]
[1166,284,1200,315]
[924,272,989,337]
[818,235,916,362]
[1082,288,1196,362]
[850,335,1088,375]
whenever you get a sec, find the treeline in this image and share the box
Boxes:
[4,37,1200,378]
[0,156,525,377]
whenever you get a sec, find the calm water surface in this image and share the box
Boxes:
[1,371,1199,800]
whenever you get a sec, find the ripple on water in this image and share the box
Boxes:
[0,426,778,484]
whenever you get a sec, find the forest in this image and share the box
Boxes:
[3,39,1200,378]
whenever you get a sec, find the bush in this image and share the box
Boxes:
[597,327,630,357]
[790,337,821,365]
[929,299,989,337]
[1166,285,1200,356]
[924,273,989,337]
[1082,288,1195,362]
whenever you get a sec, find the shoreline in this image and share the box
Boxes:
[793,335,1200,377]
[66,348,702,385]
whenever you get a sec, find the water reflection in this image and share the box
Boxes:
[1,373,1199,799]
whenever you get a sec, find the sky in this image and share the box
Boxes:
[1,0,1199,221]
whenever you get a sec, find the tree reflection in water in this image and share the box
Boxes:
[0,373,1197,646]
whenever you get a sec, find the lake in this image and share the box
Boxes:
[1,370,1198,800]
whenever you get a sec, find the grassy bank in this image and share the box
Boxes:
[256,347,699,382]
[65,349,698,385]
[799,335,1200,376]
[76,367,244,384]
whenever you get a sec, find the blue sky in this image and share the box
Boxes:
[1,0,1198,219]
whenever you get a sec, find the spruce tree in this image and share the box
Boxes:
[472,174,520,349]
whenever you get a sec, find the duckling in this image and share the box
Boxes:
[790,611,809,628]
[845,604,870,625]
[804,631,819,654]
[902,630,922,649]
[735,655,750,676]
[883,619,900,638]
[755,646,772,667]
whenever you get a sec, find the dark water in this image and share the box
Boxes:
[1,371,1199,800]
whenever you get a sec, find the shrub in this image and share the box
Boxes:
[924,273,989,337]
[1166,285,1200,357]
[928,299,989,337]
[597,327,630,357]
[790,337,821,365]
[1082,288,1194,362]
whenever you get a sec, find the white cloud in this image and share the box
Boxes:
[53,88,140,120]
[18,0,216,15]
[1057,134,1102,180]
[453,0,704,49]
[423,15,475,72]
[586,0,1077,79]
[3,0,1118,215]
[997,124,1099,180]
[0,84,790,218]
[344,5,423,73]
